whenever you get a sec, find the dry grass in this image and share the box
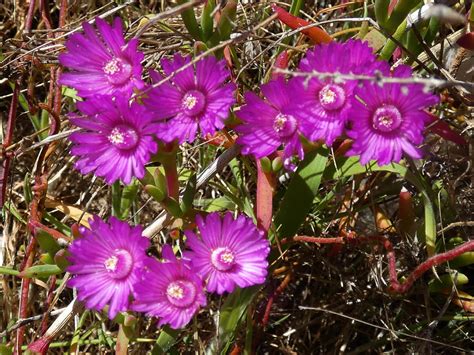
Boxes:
[1,0,474,353]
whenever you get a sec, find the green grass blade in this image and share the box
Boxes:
[274,148,329,238]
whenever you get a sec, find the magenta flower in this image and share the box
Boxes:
[236,78,304,169]
[346,65,439,165]
[69,96,159,185]
[184,212,270,295]
[59,17,144,98]
[292,39,387,146]
[132,246,207,329]
[67,216,150,319]
[144,53,236,144]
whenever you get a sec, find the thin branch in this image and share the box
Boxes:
[274,68,474,90]
[0,0,137,70]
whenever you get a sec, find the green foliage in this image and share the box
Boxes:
[19,264,62,278]
[178,0,202,41]
[429,272,469,293]
[207,287,259,353]
[151,327,179,354]
[275,148,329,237]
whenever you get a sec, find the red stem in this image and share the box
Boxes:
[292,235,345,244]
[24,6,68,352]
[15,239,36,355]
[36,275,56,354]
[28,219,72,242]
[58,0,68,29]
[261,271,292,327]
[293,234,474,294]
[0,82,19,208]
[271,4,332,44]
[162,158,179,201]
[256,160,276,232]
[39,0,53,31]
[25,0,36,34]
[271,50,289,80]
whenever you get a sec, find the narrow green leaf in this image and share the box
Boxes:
[39,109,50,139]
[201,0,215,41]
[379,19,407,60]
[429,272,469,293]
[289,0,304,15]
[424,16,440,46]
[450,252,474,268]
[151,327,179,355]
[385,0,422,34]
[0,266,20,276]
[111,181,122,218]
[375,0,390,28]
[43,211,71,236]
[3,201,26,224]
[36,230,61,256]
[274,148,329,237]
[207,286,259,353]
[120,181,139,219]
[181,174,197,215]
[209,0,237,45]
[177,0,202,41]
[201,196,235,212]
[20,264,62,278]
[145,185,166,203]
[162,197,183,218]
[24,172,33,205]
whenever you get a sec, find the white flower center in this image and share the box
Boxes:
[104,255,119,272]
[108,127,125,145]
[221,251,234,264]
[107,124,139,150]
[320,87,337,105]
[378,115,393,128]
[167,283,184,300]
[372,105,403,133]
[272,113,297,138]
[273,113,288,133]
[318,84,346,111]
[103,58,120,75]
[182,94,198,110]
[211,247,236,271]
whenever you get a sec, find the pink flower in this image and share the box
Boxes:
[132,246,207,329]
[185,212,270,294]
[144,53,236,143]
[67,216,150,319]
[59,17,144,98]
[346,65,439,165]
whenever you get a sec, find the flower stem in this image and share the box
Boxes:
[256,159,276,232]
[111,181,122,218]
[1,81,19,208]
[161,147,179,201]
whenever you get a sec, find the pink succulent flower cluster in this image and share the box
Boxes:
[236,40,439,168]
[67,213,270,329]
[61,17,439,186]
[60,16,439,331]
[60,18,235,185]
